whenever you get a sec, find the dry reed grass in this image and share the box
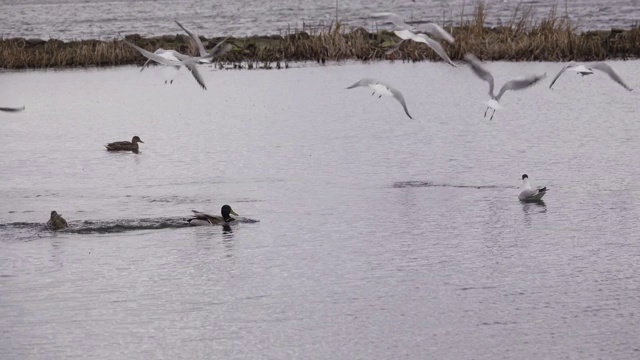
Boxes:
[1,1,639,70]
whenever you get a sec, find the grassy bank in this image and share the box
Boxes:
[2,3,640,70]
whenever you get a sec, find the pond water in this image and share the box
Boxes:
[1,60,639,358]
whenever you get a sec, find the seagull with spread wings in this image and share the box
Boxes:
[549,61,632,91]
[465,53,546,120]
[371,12,455,66]
[124,39,209,90]
[347,78,413,119]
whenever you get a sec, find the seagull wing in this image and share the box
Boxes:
[346,78,375,89]
[385,39,405,55]
[140,58,153,72]
[518,188,537,200]
[415,34,456,67]
[464,53,495,98]
[416,23,455,43]
[371,12,412,29]
[185,61,207,90]
[124,40,182,66]
[0,106,25,112]
[209,36,233,58]
[590,62,633,91]
[141,49,170,71]
[175,20,207,57]
[388,86,413,119]
[496,73,546,100]
[548,61,576,89]
[393,29,418,41]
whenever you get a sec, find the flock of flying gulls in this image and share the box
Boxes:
[3,12,636,211]
[348,12,633,122]
[345,12,633,202]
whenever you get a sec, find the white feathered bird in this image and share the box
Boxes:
[465,53,546,120]
[371,12,456,66]
[124,40,209,90]
[549,61,632,91]
[518,174,547,202]
[346,78,413,119]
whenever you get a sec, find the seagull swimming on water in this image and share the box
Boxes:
[518,174,547,202]
[346,78,413,119]
[549,61,632,91]
[0,106,25,113]
[465,53,546,120]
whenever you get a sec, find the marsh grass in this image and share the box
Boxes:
[2,1,639,70]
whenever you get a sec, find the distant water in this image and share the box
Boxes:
[1,60,640,358]
[1,0,639,41]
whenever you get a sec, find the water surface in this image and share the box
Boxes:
[1,60,640,358]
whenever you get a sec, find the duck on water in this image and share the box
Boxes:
[188,205,239,226]
[105,136,144,153]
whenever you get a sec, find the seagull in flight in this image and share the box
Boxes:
[465,53,546,120]
[518,174,547,202]
[347,78,413,119]
[549,61,632,91]
[388,29,456,67]
[371,12,455,66]
[139,21,231,73]
[370,12,455,43]
[124,39,209,90]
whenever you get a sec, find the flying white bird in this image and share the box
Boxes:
[388,29,456,67]
[518,174,547,202]
[124,40,208,90]
[371,12,456,66]
[465,53,546,120]
[139,21,231,73]
[0,106,25,113]
[549,61,632,91]
[370,12,455,43]
[347,78,413,119]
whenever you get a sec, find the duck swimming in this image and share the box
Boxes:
[105,136,144,153]
[188,205,239,226]
[47,211,69,230]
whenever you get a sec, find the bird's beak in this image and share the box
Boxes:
[139,140,144,143]
[230,210,238,216]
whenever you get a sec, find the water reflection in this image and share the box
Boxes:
[521,200,547,227]
[521,200,547,212]
[49,239,65,271]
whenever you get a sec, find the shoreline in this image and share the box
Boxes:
[2,7,640,70]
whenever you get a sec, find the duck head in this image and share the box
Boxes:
[132,136,144,144]
[221,205,238,221]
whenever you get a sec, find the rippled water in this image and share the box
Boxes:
[1,60,640,358]
[1,0,640,41]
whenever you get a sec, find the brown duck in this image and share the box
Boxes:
[105,136,144,153]
[47,211,69,231]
